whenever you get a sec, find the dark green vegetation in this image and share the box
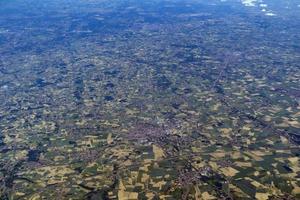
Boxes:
[0,0,300,199]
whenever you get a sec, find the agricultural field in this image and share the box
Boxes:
[0,0,299,199]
